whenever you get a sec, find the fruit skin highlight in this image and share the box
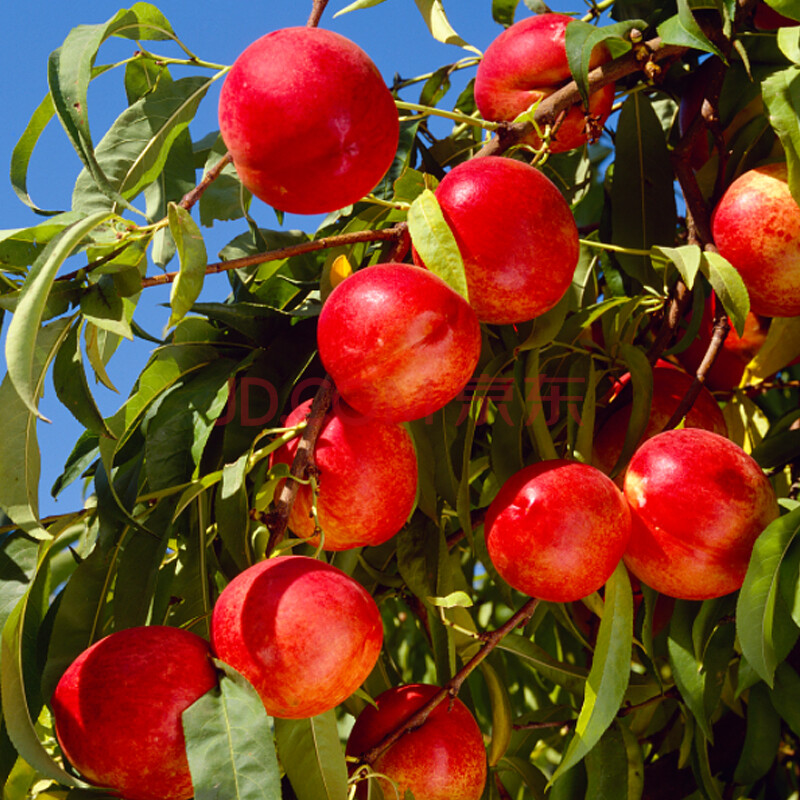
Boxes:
[211,555,383,719]
[474,13,615,152]
[271,398,418,550]
[485,460,631,602]
[712,162,800,317]
[51,626,218,800]
[317,263,482,423]
[413,156,579,325]
[218,27,399,214]
[346,684,487,800]
[623,429,779,600]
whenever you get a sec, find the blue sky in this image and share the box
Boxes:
[0,0,576,517]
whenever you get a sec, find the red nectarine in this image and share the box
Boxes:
[219,27,399,214]
[317,263,482,423]
[474,13,615,152]
[346,684,487,800]
[485,460,631,602]
[271,398,418,550]
[211,555,383,719]
[413,156,579,324]
[51,626,217,800]
[712,162,800,317]
[623,428,779,599]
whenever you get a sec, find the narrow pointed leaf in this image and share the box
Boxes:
[701,252,750,337]
[551,562,633,782]
[407,189,468,301]
[657,0,724,57]
[0,318,71,538]
[652,244,702,290]
[274,712,348,800]
[183,662,282,800]
[5,211,113,418]
[761,67,800,206]
[737,507,800,686]
[413,0,481,53]
[167,203,208,330]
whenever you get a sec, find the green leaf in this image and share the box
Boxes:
[53,319,113,437]
[407,189,468,301]
[199,137,252,228]
[0,318,71,538]
[565,20,643,109]
[497,634,588,696]
[610,344,653,479]
[183,662,282,800]
[651,244,702,291]
[761,67,800,206]
[737,507,800,686]
[413,0,481,53]
[72,76,215,215]
[657,0,725,57]
[733,682,781,785]
[274,712,348,800]
[585,722,644,800]
[769,661,800,738]
[481,660,513,767]
[700,252,750,337]
[216,454,252,572]
[0,535,39,635]
[5,211,113,418]
[491,0,519,26]
[611,94,676,286]
[428,590,474,608]
[746,316,800,380]
[167,203,209,330]
[47,5,182,214]
[9,93,62,216]
[765,0,800,23]
[333,0,390,15]
[552,563,632,782]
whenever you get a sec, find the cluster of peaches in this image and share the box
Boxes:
[50,11,799,800]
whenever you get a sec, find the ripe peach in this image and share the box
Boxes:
[317,263,481,423]
[51,626,217,800]
[211,556,382,719]
[270,398,418,550]
[623,429,779,599]
[413,156,579,324]
[593,363,727,476]
[218,27,398,214]
[485,460,631,602]
[346,684,487,800]
[474,13,615,152]
[712,162,800,317]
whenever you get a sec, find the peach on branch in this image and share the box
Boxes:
[270,397,418,550]
[474,13,615,152]
[712,162,800,317]
[317,263,481,423]
[623,428,779,599]
[346,684,487,800]
[211,555,382,718]
[485,460,631,602]
[51,626,218,800]
[218,27,399,214]
[413,156,579,325]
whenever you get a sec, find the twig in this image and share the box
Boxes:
[138,226,406,288]
[264,378,335,555]
[646,280,691,363]
[178,152,234,211]
[474,37,687,158]
[356,597,539,766]
[662,314,729,431]
[307,0,330,27]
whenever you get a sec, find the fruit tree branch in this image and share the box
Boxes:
[178,152,234,212]
[138,226,406,288]
[475,37,687,158]
[264,378,335,555]
[662,314,729,431]
[355,596,539,767]
[307,0,330,27]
